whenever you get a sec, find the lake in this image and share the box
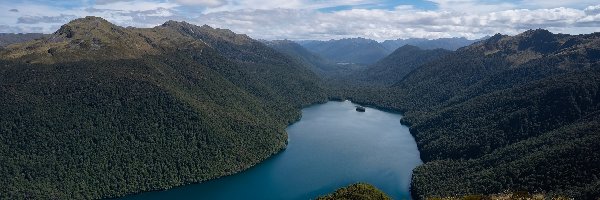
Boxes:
[121,100,422,200]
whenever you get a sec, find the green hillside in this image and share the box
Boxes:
[263,39,362,78]
[300,38,391,65]
[341,30,600,199]
[347,45,451,86]
[2,16,600,200]
[317,183,391,200]
[0,17,326,199]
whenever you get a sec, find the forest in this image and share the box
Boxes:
[0,17,327,199]
[317,183,391,200]
[331,30,600,199]
[1,17,599,199]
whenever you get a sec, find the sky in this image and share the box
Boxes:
[0,0,599,41]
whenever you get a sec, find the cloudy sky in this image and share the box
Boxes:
[1,0,599,40]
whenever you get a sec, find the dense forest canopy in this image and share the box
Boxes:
[1,16,599,200]
[317,183,391,200]
[0,16,327,199]
[339,29,600,199]
[342,45,452,86]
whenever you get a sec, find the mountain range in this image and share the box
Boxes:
[0,33,46,48]
[262,39,362,78]
[1,16,599,199]
[381,37,485,51]
[0,16,326,199]
[298,38,390,65]
[343,29,600,199]
[344,45,452,86]
[297,36,483,65]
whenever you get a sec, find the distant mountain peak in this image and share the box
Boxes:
[54,16,122,39]
[487,33,507,42]
[300,37,390,64]
[0,16,208,63]
[519,28,553,37]
[160,20,197,30]
[381,37,483,51]
[396,44,421,51]
[331,37,378,43]
[158,21,253,45]
[67,16,111,25]
[161,20,182,26]
[465,29,600,67]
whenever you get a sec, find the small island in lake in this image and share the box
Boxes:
[356,106,366,112]
[318,183,390,200]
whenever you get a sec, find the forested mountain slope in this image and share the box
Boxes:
[0,16,327,199]
[158,21,327,122]
[381,37,483,51]
[299,38,391,65]
[263,39,362,77]
[342,29,600,199]
[346,45,451,86]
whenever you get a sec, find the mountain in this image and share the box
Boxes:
[299,38,391,65]
[342,29,600,199]
[159,21,327,116]
[0,16,327,199]
[0,33,46,48]
[297,37,482,66]
[262,39,362,77]
[381,37,484,51]
[346,45,452,86]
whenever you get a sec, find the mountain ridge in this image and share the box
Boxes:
[263,39,364,78]
[0,33,46,48]
[2,16,600,199]
[0,16,327,199]
[299,37,391,65]
[381,36,485,51]
[1,17,246,64]
[344,45,452,86]
[340,29,600,199]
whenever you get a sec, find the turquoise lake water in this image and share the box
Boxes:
[121,100,422,200]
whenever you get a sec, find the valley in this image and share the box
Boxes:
[1,16,599,200]
[120,101,421,200]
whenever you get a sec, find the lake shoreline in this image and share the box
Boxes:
[120,101,422,200]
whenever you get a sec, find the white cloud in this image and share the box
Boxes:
[199,0,379,13]
[171,0,226,7]
[0,0,598,41]
[92,1,179,11]
[585,4,600,15]
[17,14,78,24]
[94,0,133,5]
[520,0,600,9]
[428,0,516,13]
[188,4,599,40]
